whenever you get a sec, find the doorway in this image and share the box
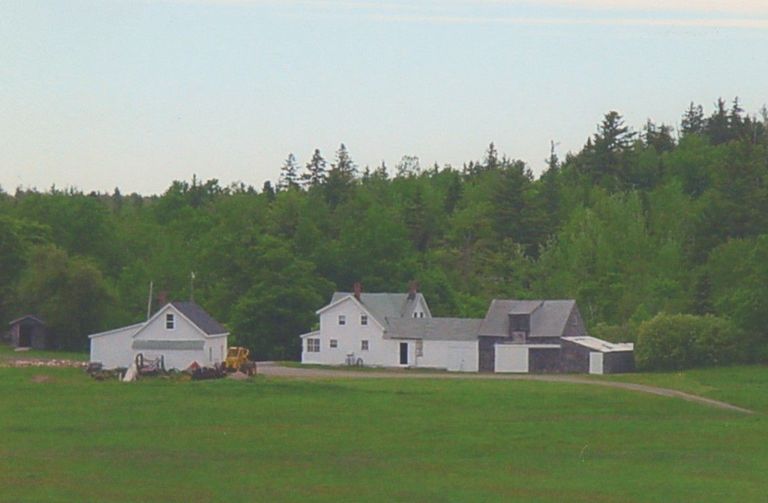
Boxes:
[399,342,408,365]
[18,326,32,347]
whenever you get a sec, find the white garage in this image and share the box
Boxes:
[89,301,229,370]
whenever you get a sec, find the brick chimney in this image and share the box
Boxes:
[353,282,362,301]
[408,281,419,300]
[157,291,168,307]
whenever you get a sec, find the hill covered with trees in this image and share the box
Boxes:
[2,98,767,367]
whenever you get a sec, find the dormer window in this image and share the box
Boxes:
[361,315,368,325]
[165,313,175,330]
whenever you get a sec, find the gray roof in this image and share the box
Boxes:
[478,299,576,338]
[387,317,483,341]
[331,292,431,327]
[171,301,228,335]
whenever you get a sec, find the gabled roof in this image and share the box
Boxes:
[478,299,576,338]
[88,302,227,340]
[170,301,228,336]
[8,315,45,326]
[387,317,482,341]
[328,292,431,327]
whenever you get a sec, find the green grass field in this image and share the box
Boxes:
[1,367,767,502]
[0,344,88,362]
[594,365,768,414]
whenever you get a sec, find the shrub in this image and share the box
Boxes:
[636,313,745,370]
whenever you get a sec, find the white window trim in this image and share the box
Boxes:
[165,313,176,330]
[361,315,368,326]
[330,339,338,349]
[361,340,369,351]
[338,315,346,326]
[307,338,320,352]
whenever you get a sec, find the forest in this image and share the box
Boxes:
[2,98,767,367]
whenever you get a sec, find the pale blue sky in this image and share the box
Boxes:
[2,0,767,194]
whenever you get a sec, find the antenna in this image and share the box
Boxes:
[146,281,153,320]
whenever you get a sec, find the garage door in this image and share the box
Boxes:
[447,345,474,372]
[495,345,529,373]
[589,352,604,375]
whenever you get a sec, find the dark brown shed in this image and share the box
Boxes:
[8,315,52,350]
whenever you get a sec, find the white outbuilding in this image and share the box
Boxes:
[89,301,229,370]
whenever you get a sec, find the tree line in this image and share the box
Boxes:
[2,98,768,365]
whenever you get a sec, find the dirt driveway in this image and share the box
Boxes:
[257,362,754,414]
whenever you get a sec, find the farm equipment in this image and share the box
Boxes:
[224,347,257,376]
[135,353,166,376]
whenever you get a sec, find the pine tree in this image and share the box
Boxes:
[395,155,421,178]
[302,149,327,188]
[444,171,463,215]
[484,142,500,171]
[681,102,704,136]
[644,120,675,153]
[324,144,357,208]
[704,98,731,145]
[277,153,301,191]
[261,180,276,202]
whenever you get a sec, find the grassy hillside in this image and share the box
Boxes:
[0,367,766,502]
[595,365,768,414]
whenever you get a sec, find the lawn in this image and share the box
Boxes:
[593,365,768,413]
[0,343,88,363]
[0,367,766,502]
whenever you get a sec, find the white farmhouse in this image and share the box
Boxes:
[300,284,480,371]
[301,285,634,374]
[89,301,228,370]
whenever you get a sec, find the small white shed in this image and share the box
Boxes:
[89,301,229,370]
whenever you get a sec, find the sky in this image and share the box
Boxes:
[2,1,768,195]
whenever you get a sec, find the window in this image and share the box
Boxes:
[338,315,346,325]
[165,313,175,330]
[330,339,338,349]
[307,338,320,352]
[361,340,369,351]
[415,340,423,357]
[419,312,424,318]
[361,315,368,326]
[413,312,418,318]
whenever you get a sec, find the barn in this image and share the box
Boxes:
[89,301,228,370]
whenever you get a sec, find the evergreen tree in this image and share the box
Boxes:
[443,171,463,215]
[261,181,276,202]
[395,155,421,178]
[484,142,500,171]
[302,149,327,187]
[681,102,704,136]
[324,144,357,208]
[278,153,301,191]
[704,98,732,145]
[643,120,675,153]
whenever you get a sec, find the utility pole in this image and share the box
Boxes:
[146,281,153,320]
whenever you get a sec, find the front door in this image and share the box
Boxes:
[399,342,408,365]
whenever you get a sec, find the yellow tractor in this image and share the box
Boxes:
[224,347,257,376]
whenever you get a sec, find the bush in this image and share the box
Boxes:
[636,313,745,371]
